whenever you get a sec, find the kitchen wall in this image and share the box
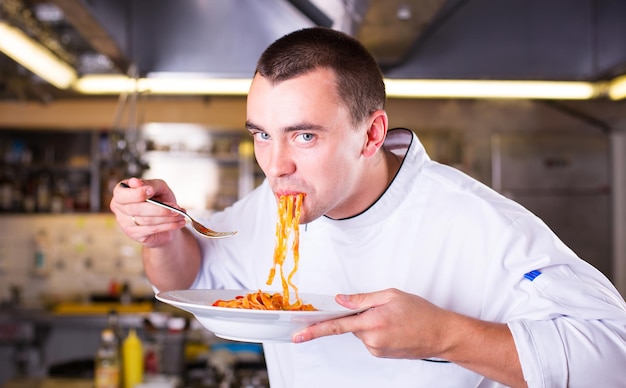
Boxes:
[0,213,146,308]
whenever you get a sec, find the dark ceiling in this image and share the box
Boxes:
[1,0,626,102]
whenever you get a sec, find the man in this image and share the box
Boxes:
[110,27,626,387]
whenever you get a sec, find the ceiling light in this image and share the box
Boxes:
[139,77,252,95]
[0,21,77,89]
[74,75,251,95]
[608,75,626,100]
[73,74,603,100]
[73,74,138,94]
[397,4,412,20]
[384,79,600,100]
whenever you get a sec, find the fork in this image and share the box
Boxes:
[120,182,237,239]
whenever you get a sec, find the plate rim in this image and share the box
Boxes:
[155,288,363,316]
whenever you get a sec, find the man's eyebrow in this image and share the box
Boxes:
[245,121,325,133]
[285,123,325,132]
[245,120,261,131]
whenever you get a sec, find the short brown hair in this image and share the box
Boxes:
[255,27,386,126]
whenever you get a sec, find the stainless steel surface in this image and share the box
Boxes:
[492,131,612,279]
[610,131,626,296]
[0,307,176,386]
[2,0,626,101]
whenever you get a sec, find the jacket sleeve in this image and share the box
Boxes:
[507,265,626,387]
[509,318,626,387]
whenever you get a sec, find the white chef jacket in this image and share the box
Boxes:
[191,128,626,387]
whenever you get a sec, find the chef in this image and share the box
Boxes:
[110,27,626,387]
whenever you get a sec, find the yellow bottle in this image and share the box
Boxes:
[122,329,144,388]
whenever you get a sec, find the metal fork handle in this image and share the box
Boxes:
[120,182,190,221]
[145,198,191,222]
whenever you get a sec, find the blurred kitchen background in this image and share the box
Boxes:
[1,0,626,387]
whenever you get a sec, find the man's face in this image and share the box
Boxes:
[246,68,370,223]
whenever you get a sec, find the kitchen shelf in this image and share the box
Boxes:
[0,129,102,213]
[1,127,263,214]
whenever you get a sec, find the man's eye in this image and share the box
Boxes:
[253,132,270,140]
[297,133,315,143]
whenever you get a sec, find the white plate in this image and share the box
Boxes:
[156,289,367,343]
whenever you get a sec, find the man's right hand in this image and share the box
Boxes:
[109,177,187,248]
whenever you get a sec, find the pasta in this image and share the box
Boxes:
[212,289,316,311]
[212,193,316,311]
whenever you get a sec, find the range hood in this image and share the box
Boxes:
[1,0,626,101]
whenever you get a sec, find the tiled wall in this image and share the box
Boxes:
[0,213,149,308]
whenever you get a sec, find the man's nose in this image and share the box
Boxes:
[265,144,295,178]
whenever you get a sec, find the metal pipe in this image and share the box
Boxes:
[611,129,626,296]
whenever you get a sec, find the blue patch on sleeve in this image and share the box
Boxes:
[524,270,542,281]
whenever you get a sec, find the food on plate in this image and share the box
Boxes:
[212,289,316,311]
[212,193,316,311]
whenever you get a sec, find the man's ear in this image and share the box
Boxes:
[362,110,389,158]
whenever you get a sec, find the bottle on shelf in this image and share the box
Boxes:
[95,328,121,388]
[35,172,51,212]
[107,310,123,339]
[0,168,14,212]
[122,328,144,388]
